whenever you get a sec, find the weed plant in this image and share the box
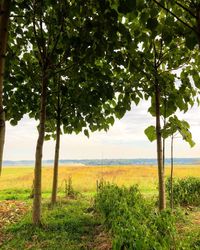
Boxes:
[166,177,200,206]
[95,183,178,250]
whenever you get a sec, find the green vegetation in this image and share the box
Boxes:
[166,177,200,207]
[2,0,199,220]
[1,196,105,250]
[0,174,200,249]
[1,0,200,248]
[95,183,177,249]
[95,183,200,249]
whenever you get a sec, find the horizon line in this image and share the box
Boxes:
[3,157,200,162]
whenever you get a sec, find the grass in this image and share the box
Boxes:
[175,206,200,249]
[0,165,200,249]
[1,196,107,250]
[1,165,200,198]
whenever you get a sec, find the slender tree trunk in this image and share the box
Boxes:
[162,93,167,170]
[170,134,174,210]
[196,8,200,48]
[162,134,165,170]
[155,80,166,210]
[51,116,61,205]
[0,0,10,175]
[32,72,48,225]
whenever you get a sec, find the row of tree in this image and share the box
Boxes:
[0,0,199,225]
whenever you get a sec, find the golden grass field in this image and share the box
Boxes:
[0,165,200,195]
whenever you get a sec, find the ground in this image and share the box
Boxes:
[0,165,199,249]
[0,196,112,250]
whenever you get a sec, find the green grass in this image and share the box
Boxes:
[0,166,200,249]
[176,206,200,249]
[1,196,103,250]
[0,188,32,201]
[0,188,60,201]
[0,190,199,249]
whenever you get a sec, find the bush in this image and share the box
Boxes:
[166,177,200,206]
[95,184,177,250]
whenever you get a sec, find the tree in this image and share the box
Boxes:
[162,115,195,209]
[46,70,117,205]
[0,0,11,174]
[107,0,197,210]
[6,0,73,225]
[36,1,134,206]
[150,1,200,99]
[5,0,133,222]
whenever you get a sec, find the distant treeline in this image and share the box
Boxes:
[3,158,200,166]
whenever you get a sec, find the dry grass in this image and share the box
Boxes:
[0,165,200,195]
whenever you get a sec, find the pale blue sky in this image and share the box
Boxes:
[4,100,200,160]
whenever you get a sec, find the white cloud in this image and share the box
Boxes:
[3,100,200,161]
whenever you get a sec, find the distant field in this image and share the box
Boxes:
[0,165,200,198]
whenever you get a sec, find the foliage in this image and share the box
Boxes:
[166,177,200,206]
[162,115,195,147]
[145,115,195,147]
[107,0,198,210]
[144,125,157,142]
[95,183,177,249]
[151,0,200,49]
[5,0,133,132]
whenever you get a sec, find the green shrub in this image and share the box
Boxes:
[95,184,177,250]
[95,184,145,223]
[166,177,200,206]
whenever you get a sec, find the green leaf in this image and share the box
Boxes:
[118,0,136,14]
[108,116,115,125]
[84,129,89,138]
[44,134,51,141]
[146,18,158,30]
[10,119,18,126]
[185,32,198,50]
[144,126,156,142]
[193,73,200,88]
[134,97,140,105]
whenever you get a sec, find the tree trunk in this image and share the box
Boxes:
[32,72,48,225]
[51,116,61,205]
[196,8,200,48]
[162,94,167,171]
[0,0,10,175]
[170,134,174,210]
[155,80,166,210]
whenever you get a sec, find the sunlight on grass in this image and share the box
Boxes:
[0,165,199,198]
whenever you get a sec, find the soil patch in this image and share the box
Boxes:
[0,200,29,246]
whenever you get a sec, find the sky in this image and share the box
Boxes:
[4,100,200,161]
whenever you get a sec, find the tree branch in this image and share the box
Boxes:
[50,1,64,57]
[53,62,76,75]
[153,42,158,69]
[152,0,197,33]
[32,0,44,64]
[175,1,197,19]
[39,3,46,59]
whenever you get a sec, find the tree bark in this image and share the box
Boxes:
[170,134,174,210]
[51,115,61,205]
[155,79,166,210]
[196,8,200,48]
[0,0,10,175]
[32,72,48,225]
